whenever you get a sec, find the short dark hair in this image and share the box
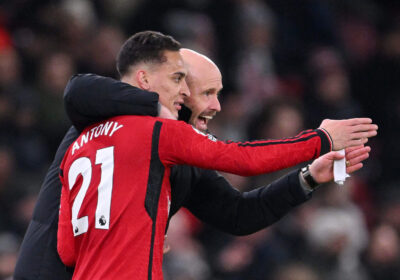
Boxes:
[116,31,181,77]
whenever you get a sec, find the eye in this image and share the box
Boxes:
[203,90,211,96]
[173,74,184,83]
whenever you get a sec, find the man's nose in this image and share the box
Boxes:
[210,95,221,112]
[180,79,190,97]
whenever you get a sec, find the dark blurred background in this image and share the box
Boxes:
[0,0,400,279]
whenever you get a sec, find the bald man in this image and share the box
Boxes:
[179,48,223,132]
[16,44,373,279]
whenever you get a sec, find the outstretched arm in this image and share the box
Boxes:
[64,74,159,131]
[159,119,331,176]
[181,145,370,236]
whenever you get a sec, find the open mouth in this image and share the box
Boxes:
[198,115,213,123]
[196,115,214,131]
[200,115,213,120]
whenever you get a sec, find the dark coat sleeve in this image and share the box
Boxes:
[182,169,311,236]
[14,126,79,279]
[63,74,159,131]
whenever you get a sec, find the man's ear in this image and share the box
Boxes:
[136,70,151,90]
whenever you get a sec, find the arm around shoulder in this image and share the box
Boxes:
[64,74,159,131]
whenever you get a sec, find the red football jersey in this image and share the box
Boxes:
[58,115,330,280]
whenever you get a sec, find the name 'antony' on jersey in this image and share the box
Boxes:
[71,121,124,155]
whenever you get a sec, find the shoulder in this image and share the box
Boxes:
[154,118,192,133]
[155,118,187,126]
[157,119,205,134]
[85,115,159,129]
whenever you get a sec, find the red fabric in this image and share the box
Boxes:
[59,116,170,279]
[159,120,322,176]
[0,27,12,50]
[58,116,324,279]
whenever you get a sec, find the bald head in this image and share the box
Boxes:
[180,48,223,132]
[180,48,221,86]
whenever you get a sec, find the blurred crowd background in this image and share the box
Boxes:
[0,0,400,279]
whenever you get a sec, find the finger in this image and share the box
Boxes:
[346,152,370,165]
[348,118,372,125]
[350,124,378,132]
[351,130,378,140]
[345,145,365,154]
[323,151,345,161]
[346,147,371,160]
[347,163,363,174]
[348,145,371,154]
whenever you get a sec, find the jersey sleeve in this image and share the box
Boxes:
[64,74,160,131]
[57,162,76,267]
[158,120,331,176]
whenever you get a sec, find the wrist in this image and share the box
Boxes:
[300,165,320,190]
[317,127,334,155]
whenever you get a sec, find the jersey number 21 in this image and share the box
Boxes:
[67,146,114,236]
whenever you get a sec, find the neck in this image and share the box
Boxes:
[121,76,138,87]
